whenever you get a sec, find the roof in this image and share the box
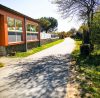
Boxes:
[0,4,39,23]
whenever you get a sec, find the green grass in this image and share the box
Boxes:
[15,39,64,57]
[0,62,4,68]
[72,39,100,98]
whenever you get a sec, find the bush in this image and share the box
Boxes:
[90,43,94,52]
[0,63,4,68]
[83,30,90,44]
[80,44,90,56]
[76,32,83,39]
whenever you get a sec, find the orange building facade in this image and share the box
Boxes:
[0,4,40,56]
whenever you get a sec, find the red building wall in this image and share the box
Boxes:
[0,8,40,47]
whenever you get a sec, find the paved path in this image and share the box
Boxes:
[0,38,75,98]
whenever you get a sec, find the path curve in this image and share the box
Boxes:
[0,37,75,98]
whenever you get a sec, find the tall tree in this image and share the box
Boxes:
[53,0,100,43]
[39,17,51,33]
[91,9,100,44]
[47,17,58,32]
[38,17,58,33]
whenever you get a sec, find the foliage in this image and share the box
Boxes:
[0,62,4,68]
[15,39,64,57]
[66,31,73,37]
[66,28,77,38]
[57,28,77,39]
[38,17,51,33]
[53,0,100,23]
[77,24,89,40]
[58,28,76,39]
[47,17,58,32]
[38,17,58,33]
[78,25,88,34]
[53,0,100,43]
[91,12,100,44]
[58,31,67,39]
[75,32,82,39]
[70,28,76,33]
[72,39,100,98]
[78,9,100,44]
[80,44,90,56]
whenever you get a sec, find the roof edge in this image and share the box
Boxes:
[0,4,39,24]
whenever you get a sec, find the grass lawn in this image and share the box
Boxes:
[72,39,100,98]
[0,62,4,68]
[15,39,64,57]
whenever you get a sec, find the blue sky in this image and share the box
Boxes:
[0,0,82,32]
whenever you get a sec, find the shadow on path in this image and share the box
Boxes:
[0,54,71,98]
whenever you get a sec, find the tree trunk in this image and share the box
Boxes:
[46,30,48,33]
[87,13,91,44]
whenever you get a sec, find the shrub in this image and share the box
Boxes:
[80,44,90,56]
[90,43,94,52]
[76,32,83,39]
[83,30,90,44]
[0,63,4,68]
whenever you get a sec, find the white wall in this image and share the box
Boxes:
[40,32,51,39]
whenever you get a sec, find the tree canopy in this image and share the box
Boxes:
[47,17,58,32]
[53,0,100,21]
[38,17,58,33]
[78,6,100,44]
[53,0,100,43]
[91,9,100,44]
[38,17,51,33]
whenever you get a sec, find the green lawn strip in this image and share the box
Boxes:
[72,39,100,98]
[15,39,64,57]
[0,62,4,68]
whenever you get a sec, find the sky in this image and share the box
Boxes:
[0,0,82,32]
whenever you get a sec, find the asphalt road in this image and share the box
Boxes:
[0,37,75,98]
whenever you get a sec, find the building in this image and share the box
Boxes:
[0,4,40,56]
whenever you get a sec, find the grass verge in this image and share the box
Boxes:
[0,62,4,68]
[72,39,100,98]
[15,39,64,57]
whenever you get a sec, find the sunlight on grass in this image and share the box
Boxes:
[72,39,82,57]
[72,39,100,98]
[0,62,4,68]
[15,39,64,57]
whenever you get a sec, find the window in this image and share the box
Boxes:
[31,25,36,32]
[27,33,31,40]
[7,17,15,31]
[31,33,38,39]
[27,24,37,32]
[7,17,23,43]
[16,19,22,32]
[8,32,16,42]
[26,23,38,41]
[27,24,31,32]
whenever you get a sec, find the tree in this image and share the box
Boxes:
[91,10,100,44]
[78,10,100,44]
[66,28,76,37]
[70,28,76,34]
[47,17,58,32]
[38,17,51,33]
[78,25,88,34]
[53,0,100,43]
[38,17,58,33]
[58,31,67,39]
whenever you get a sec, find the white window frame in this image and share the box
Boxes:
[7,17,23,43]
[26,23,38,41]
